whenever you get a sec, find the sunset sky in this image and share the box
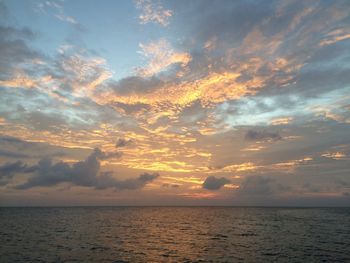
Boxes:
[1,0,350,206]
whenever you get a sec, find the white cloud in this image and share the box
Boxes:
[137,38,191,76]
[135,0,172,26]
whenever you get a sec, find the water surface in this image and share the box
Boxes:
[0,207,349,262]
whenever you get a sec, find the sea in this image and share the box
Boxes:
[0,207,349,262]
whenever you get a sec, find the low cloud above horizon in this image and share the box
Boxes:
[1,0,350,206]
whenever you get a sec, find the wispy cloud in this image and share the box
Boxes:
[55,13,78,25]
[135,0,173,26]
[319,29,350,46]
[35,0,78,25]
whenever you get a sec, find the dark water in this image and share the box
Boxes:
[0,207,349,262]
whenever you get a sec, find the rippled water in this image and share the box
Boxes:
[0,207,349,262]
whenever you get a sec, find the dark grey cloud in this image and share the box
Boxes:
[0,135,23,144]
[0,150,30,159]
[0,135,67,159]
[9,148,157,190]
[238,176,274,195]
[245,121,350,166]
[0,25,42,79]
[110,102,151,117]
[27,111,68,131]
[116,138,133,148]
[95,171,159,191]
[92,148,123,160]
[108,76,164,96]
[237,175,289,196]
[0,161,26,181]
[170,0,276,46]
[0,160,35,186]
[245,130,282,142]
[203,176,230,190]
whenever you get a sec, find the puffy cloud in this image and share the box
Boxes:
[202,176,230,190]
[0,161,35,185]
[0,146,157,190]
[10,148,158,190]
[245,130,282,142]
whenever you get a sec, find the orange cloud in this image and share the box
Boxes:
[320,29,350,46]
[322,152,347,160]
[0,75,37,89]
[270,117,294,125]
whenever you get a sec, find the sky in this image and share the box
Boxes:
[0,0,350,206]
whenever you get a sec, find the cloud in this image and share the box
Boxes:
[238,176,274,195]
[54,51,113,95]
[237,175,289,196]
[106,76,164,96]
[36,1,79,25]
[202,176,230,190]
[0,136,23,143]
[96,70,251,111]
[116,138,133,148]
[92,148,123,160]
[245,130,282,142]
[136,0,173,26]
[0,150,30,159]
[175,0,275,45]
[55,14,78,25]
[162,183,180,188]
[27,111,68,131]
[0,161,35,186]
[0,25,41,79]
[137,39,191,77]
[319,29,350,46]
[1,1,350,206]
[10,148,157,190]
[0,135,68,159]
[321,152,347,160]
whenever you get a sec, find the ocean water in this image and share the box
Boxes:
[0,207,349,262]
